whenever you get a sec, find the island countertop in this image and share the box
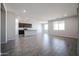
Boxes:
[24,29,37,36]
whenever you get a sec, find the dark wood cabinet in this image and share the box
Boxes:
[19,23,24,27]
[19,30,24,35]
[19,23,32,28]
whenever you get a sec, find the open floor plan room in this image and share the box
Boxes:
[0,3,79,56]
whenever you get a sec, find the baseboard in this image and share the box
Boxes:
[0,52,8,56]
[1,42,7,44]
[49,34,78,39]
[0,53,1,56]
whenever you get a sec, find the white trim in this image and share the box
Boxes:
[5,7,7,43]
[49,34,78,39]
[3,3,7,43]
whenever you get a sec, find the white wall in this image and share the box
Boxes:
[0,3,1,43]
[48,16,78,38]
[7,11,16,40]
[77,4,79,55]
[0,3,1,55]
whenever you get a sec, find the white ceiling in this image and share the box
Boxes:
[5,3,78,21]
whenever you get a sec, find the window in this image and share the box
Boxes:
[53,21,59,30]
[59,21,65,30]
[44,24,48,31]
[53,21,65,30]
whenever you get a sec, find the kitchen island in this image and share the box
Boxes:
[24,29,37,36]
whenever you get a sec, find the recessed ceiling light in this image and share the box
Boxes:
[64,14,67,17]
[40,21,48,23]
[23,10,26,13]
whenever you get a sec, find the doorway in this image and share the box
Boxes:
[1,3,6,43]
[42,23,48,33]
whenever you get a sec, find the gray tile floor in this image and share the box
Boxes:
[1,33,78,56]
